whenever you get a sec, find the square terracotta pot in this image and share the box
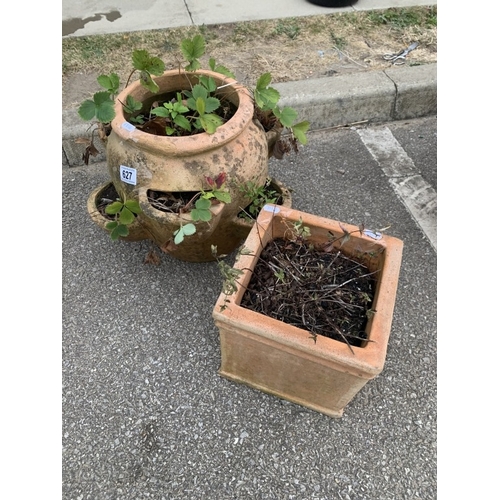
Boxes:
[212,205,403,418]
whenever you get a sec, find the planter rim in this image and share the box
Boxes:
[213,204,404,376]
[111,69,255,156]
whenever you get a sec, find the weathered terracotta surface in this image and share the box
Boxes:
[212,205,404,417]
[87,182,149,242]
[96,69,271,262]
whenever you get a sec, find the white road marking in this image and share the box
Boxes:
[357,127,437,251]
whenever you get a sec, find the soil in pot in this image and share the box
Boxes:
[147,189,201,213]
[127,88,239,137]
[96,182,120,219]
[240,237,377,349]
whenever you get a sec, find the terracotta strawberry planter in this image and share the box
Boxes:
[212,205,403,417]
[88,69,273,262]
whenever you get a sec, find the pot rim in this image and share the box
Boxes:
[111,69,256,156]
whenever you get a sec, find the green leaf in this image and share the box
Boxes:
[150,106,171,117]
[277,106,298,128]
[191,198,212,221]
[132,50,165,75]
[291,120,310,145]
[174,222,197,244]
[199,114,223,134]
[146,56,165,76]
[195,197,212,210]
[105,221,118,230]
[217,65,235,78]
[174,228,184,245]
[150,100,187,118]
[173,102,190,114]
[254,87,280,111]
[191,84,208,100]
[184,60,201,72]
[80,91,115,123]
[131,50,149,70]
[119,207,135,225]
[181,35,206,62]
[95,100,116,123]
[206,76,218,93]
[173,228,184,245]
[186,97,195,110]
[173,114,192,131]
[214,191,231,203]
[208,58,235,78]
[124,199,142,214]
[198,75,217,93]
[191,208,212,222]
[139,71,159,94]
[186,84,209,111]
[128,114,145,124]
[254,73,280,109]
[183,223,196,236]
[110,223,129,240]
[196,96,206,116]
[97,73,120,93]
[256,72,272,90]
[124,95,142,113]
[118,224,130,236]
[204,96,220,114]
[105,201,123,215]
[192,118,203,131]
[78,99,97,121]
[93,91,112,105]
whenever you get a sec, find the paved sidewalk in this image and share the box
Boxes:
[63,0,437,37]
[63,116,437,499]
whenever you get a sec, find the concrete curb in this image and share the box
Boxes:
[62,63,436,167]
[275,63,437,129]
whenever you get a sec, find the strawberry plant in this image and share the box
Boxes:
[78,34,309,159]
